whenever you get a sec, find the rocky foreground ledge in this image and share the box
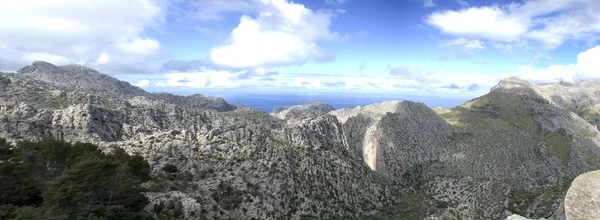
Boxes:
[506,170,600,220]
[564,170,600,220]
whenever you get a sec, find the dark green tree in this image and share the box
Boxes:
[0,138,153,220]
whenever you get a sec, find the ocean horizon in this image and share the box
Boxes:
[149,88,476,113]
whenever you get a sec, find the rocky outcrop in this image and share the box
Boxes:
[153,93,238,112]
[17,61,147,98]
[271,100,334,119]
[491,77,545,98]
[564,170,600,220]
[330,101,454,186]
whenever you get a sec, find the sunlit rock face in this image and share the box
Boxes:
[565,170,600,220]
[329,101,454,185]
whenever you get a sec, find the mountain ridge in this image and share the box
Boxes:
[1,61,600,219]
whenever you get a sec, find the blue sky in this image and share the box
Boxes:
[1,0,600,99]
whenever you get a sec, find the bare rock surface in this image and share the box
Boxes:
[271,100,334,120]
[564,170,600,220]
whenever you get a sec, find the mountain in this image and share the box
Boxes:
[17,61,147,98]
[0,62,396,219]
[1,61,600,219]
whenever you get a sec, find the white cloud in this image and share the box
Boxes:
[441,38,485,50]
[22,52,70,65]
[158,71,236,88]
[425,0,600,50]
[424,0,436,7]
[95,53,111,65]
[325,0,348,5]
[134,79,151,88]
[517,45,600,84]
[208,0,343,69]
[517,65,576,84]
[0,0,165,73]
[115,37,161,56]
[145,68,496,95]
[426,6,528,42]
[390,66,445,83]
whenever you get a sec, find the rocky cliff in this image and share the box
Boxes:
[0,62,396,219]
[1,61,600,219]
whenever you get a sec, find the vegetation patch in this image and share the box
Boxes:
[581,129,596,138]
[544,132,571,166]
[0,138,153,219]
[508,185,567,219]
[369,192,442,220]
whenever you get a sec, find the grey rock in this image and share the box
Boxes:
[18,61,147,98]
[271,100,334,119]
[564,170,600,220]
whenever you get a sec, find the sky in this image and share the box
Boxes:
[1,0,600,99]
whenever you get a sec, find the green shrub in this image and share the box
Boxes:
[0,139,153,219]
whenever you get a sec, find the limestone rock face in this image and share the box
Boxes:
[330,101,454,186]
[271,100,334,119]
[491,77,544,97]
[17,61,147,98]
[0,62,394,219]
[564,170,600,220]
[504,214,540,220]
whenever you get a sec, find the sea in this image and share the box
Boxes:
[150,88,474,113]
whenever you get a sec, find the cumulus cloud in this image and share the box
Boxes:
[426,6,528,42]
[425,0,600,50]
[134,79,151,88]
[208,0,344,69]
[0,0,166,73]
[517,45,600,84]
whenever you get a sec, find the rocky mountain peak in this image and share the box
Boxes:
[490,77,542,96]
[17,61,146,98]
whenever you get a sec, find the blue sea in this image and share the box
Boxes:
[150,88,474,113]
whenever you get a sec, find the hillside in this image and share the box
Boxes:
[1,61,599,219]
